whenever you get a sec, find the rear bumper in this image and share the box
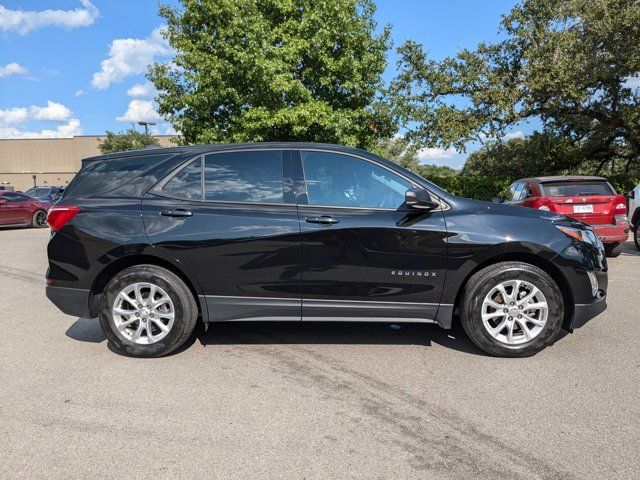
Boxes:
[591,223,630,243]
[46,285,92,318]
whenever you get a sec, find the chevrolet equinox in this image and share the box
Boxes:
[45,143,608,357]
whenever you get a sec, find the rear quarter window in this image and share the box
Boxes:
[64,154,173,198]
[540,181,614,197]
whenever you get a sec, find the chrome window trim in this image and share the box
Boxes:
[298,148,450,212]
[150,146,450,211]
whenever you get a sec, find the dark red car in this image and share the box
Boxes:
[502,176,629,257]
[0,191,50,228]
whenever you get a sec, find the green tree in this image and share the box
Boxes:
[98,129,160,154]
[371,136,421,171]
[149,0,393,148]
[462,132,583,178]
[391,0,640,173]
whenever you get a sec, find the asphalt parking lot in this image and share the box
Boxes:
[1,227,639,479]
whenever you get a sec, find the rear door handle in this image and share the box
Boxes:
[160,209,193,218]
[305,215,339,225]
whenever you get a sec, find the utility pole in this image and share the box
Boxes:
[138,121,157,135]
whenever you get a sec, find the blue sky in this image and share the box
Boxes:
[0,0,529,168]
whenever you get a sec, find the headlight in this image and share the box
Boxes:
[555,225,598,245]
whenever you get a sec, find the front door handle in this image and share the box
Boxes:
[305,215,339,225]
[160,209,193,218]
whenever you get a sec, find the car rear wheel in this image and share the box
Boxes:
[604,242,623,258]
[460,261,564,357]
[31,210,47,228]
[99,265,198,357]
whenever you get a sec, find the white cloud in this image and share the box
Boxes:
[0,62,28,78]
[0,107,29,125]
[503,130,524,140]
[116,99,161,123]
[0,1,98,35]
[417,147,458,160]
[30,100,72,122]
[0,101,80,139]
[92,27,170,90]
[127,82,156,98]
[75,89,86,97]
[0,119,82,139]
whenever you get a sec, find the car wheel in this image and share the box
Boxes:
[99,265,198,358]
[31,210,48,228]
[460,261,564,357]
[634,223,640,252]
[604,242,623,258]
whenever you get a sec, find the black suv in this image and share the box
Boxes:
[46,143,607,357]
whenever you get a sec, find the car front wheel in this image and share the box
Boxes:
[460,261,564,357]
[634,223,640,251]
[99,265,198,357]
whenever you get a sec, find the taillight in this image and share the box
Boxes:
[613,196,629,224]
[47,205,80,232]
[533,198,554,212]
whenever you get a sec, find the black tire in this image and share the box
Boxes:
[31,210,47,228]
[460,261,564,357]
[634,223,640,252]
[604,242,623,258]
[99,265,198,358]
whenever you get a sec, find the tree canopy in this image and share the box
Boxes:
[149,0,393,148]
[391,0,640,173]
[98,129,161,154]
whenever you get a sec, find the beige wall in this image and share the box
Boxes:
[0,135,177,191]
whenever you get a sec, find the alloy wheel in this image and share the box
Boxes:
[35,211,47,227]
[481,279,548,345]
[112,282,175,345]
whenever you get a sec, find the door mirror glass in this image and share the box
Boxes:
[405,188,439,210]
[491,197,503,203]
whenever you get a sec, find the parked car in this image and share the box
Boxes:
[0,191,50,228]
[24,186,65,203]
[501,176,629,257]
[46,144,607,358]
[629,184,640,251]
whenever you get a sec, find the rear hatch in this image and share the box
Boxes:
[539,180,617,225]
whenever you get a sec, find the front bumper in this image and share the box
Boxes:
[592,223,630,243]
[571,295,607,330]
[46,285,92,318]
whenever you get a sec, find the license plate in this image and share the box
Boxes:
[573,204,593,214]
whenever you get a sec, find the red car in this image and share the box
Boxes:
[0,191,50,228]
[502,176,629,257]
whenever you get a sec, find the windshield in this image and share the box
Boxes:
[541,181,614,197]
[24,188,52,197]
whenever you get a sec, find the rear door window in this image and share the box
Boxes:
[541,181,614,197]
[161,157,203,200]
[203,150,283,203]
[511,183,525,201]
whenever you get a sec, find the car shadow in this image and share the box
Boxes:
[619,240,639,257]
[65,317,107,343]
[193,320,490,356]
[64,317,489,357]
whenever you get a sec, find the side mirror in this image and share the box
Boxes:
[405,188,439,210]
[0,198,7,205]
[491,197,503,203]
